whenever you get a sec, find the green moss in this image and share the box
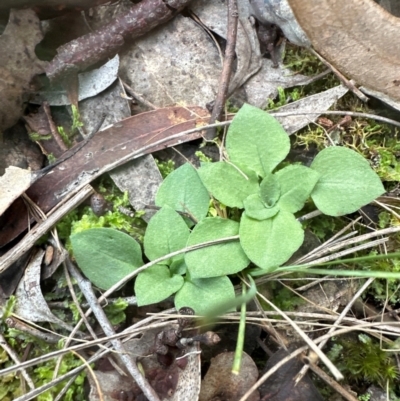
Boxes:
[329,334,399,390]
[47,153,56,163]
[283,44,325,76]
[29,133,52,142]
[57,176,146,251]
[104,298,129,325]
[57,126,73,148]
[155,159,175,178]
[0,296,16,321]
[71,105,84,132]
[195,151,212,163]
[0,329,86,401]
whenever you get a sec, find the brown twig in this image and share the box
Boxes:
[205,0,239,139]
[6,317,62,344]
[46,0,193,82]
[122,80,158,110]
[308,363,359,401]
[310,48,369,103]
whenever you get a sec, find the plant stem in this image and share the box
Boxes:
[232,280,247,374]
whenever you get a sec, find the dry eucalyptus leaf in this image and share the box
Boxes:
[30,55,119,106]
[0,9,46,131]
[190,0,262,95]
[273,84,349,134]
[110,155,163,221]
[190,0,310,108]
[242,56,310,109]
[77,78,163,222]
[250,0,310,47]
[14,249,75,331]
[119,13,221,107]
[0,167,33,216]
[199,351,259,401]
[287,0,400,109]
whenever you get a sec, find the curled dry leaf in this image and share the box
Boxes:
[287,0,400,107]
[0,106,209,251]
[0,9,47,131]
[14,249,75,331]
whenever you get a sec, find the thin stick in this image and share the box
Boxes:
[0,333,35,389]
[206,0,238,139]
[308,363,359,401]
[294,277,375,384]
[66,258,161,401]
[309,48,369,103]
[255,289,343,380]
[270,110,400,129]
[121,79,158,110]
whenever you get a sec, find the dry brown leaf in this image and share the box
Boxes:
[0,106,210,248]
[287,0,400,104]
[0,9,47,131]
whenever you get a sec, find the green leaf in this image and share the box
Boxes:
[239,210,304,271]
[174,276,235,315]
[259,174,281,207]
[71,228,143,290]
[185,217,250,278]
[310,147,385,216]
[198,161,259,208]
[170,258,187,275]
[225,104,290,177]
[275,165,320,213]
[135,265,184,306]
[155,163,210,223]
[143,206,190,265]
[243,193,280,220]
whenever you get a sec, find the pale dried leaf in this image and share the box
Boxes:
[0,9,46,130]
[31,55,119,106]
[14,250,75,331]
[0,167,33,216]
[274,84,349,134]
[119,14,221,107]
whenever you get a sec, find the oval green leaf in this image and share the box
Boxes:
[185,217,250,278]
[144,205,190,265]
[135,265,184,306]
[226,104,290,177]
[156,163,210,224]
[310,147,385,216]
[198,161,259,208]
[174,276,235,315]
[243,193,280,220]
[71,228,143,290]
[275,165,320,213]
[239,210,304,271]
[259,174,281,207]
